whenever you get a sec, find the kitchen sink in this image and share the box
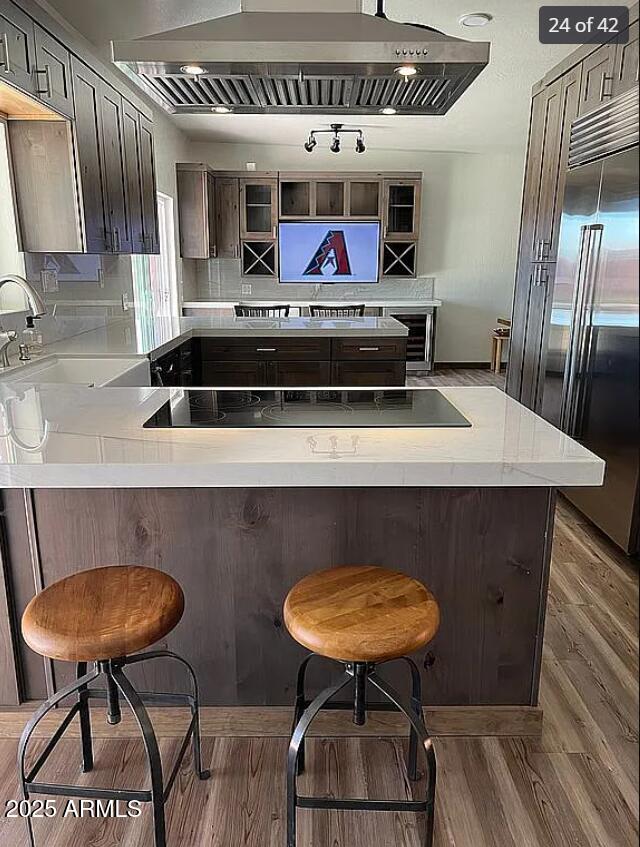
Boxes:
[1,356,151,388]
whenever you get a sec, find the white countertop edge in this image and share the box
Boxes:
[0,459,604,489]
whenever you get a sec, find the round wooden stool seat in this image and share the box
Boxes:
[284,565,440,663]
[22,566,185,662]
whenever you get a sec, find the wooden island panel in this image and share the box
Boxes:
[3,486,554,709]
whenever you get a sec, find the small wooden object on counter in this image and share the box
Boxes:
[18,565,208,847]
[284,564,439,846]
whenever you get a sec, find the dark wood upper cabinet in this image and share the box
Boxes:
[70,57,110,254]
[139,115,159,254]
[177,164,217,259]
[0,0,36,96]
[579,42,617,115]
[121,106,159,255]
[215,177,240,259]
[2,4,158,256]
[33,24,73,117]
[613,19,639,96]
[100,82,133,254]
[122,98,145,254]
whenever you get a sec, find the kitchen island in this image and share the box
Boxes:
[3,315,410,388]
[0,381,603,737]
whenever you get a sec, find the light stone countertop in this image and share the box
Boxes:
[0,384,605,489]
[26,315,409,364]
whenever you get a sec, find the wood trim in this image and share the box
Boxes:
[531,489,557,704]
[0,494,21,706]
[22,490,56,699]
[0,704,543,739]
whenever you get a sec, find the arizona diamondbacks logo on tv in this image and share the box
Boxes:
[304,231,352,276]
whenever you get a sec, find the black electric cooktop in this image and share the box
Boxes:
[143,389,472,429]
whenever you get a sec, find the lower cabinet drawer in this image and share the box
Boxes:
[332,336,407,361]
[270,360,331,387]
[332,360,406,387]
[201,360,268,386]
[201,337,332,362]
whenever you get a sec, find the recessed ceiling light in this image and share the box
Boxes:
[181,64,206,76]
[212,106,232,114]
[459,12,493,27]
[380,107,397,115]
[395,65,419,78]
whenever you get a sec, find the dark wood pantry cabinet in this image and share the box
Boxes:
[507,4,639,409]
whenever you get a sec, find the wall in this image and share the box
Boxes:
[188,141,525,364]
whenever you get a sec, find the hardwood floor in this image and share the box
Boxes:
[408,367,506,388]
[0,500,636,846]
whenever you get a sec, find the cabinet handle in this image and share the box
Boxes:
[600,73,614,101]
[539,239,551,261]
[113,227,121,253]
[359,346,380,352]
[0,34,11,73]
[256,347,277,352]
[35,66,51,98]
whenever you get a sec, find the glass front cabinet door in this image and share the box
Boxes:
[383,178,422,241]
[240,178,279,240]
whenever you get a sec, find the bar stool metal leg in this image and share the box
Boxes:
[111,663,167,847]
[369,671,437,847]
[122,649,211,780]
[287,670,353,847]
[291,653,322,776]
[287,660,437,847]
[18,666,101,847]
[76,662,94,773]
[396,656,423,782]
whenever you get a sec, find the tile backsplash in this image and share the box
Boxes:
[0,253,135,344]
[192,258,435,303]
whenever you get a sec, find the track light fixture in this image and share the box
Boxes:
[303,124,368,154]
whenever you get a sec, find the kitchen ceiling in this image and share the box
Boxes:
[39,0,636,153]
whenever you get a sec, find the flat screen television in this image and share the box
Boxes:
[279,221,380,284]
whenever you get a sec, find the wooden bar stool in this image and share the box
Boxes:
[284,565,440,847]
[18,566,210,847]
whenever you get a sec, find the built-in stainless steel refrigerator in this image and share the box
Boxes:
[541,96,639,555]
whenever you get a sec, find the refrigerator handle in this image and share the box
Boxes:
[560,225,591,431]
[562,224,605,436]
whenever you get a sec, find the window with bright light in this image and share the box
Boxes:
[132,193,179,349]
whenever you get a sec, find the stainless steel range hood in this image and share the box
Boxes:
[111,0,490,116]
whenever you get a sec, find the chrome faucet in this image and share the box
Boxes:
[0,275,47,369]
